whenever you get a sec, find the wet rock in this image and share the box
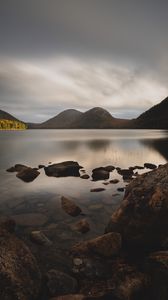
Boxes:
[71,232,122,257]
[92,167,110,181]
[110,179,119,184]
[6,164,29,173]
[46,269,78,296]
[44,161,82,177]
[61,196,82,217]
[106,163,168,250]
[104,165,115,172]
[6,166,17,172]
[80,174,90,179]
[30,231,52,246]
[16,167,40,182]
[38,164,45,169]
[144,163,157,169]
[117,187,125,192]
[133,165,144,170]
[90,188,105,192]
[0,222,41,300]
[12,213,48,226]
[117,168,134,180]
[102,181,109,185]
[73,219,90,233]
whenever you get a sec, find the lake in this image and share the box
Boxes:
[0,129,168,238]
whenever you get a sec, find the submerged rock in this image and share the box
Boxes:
[46,269,78,297]
[12,213,48,227]
[44,161,82,177]
[30,231,52,246]
[0,221,41,300]
[106,163,168,250]
[110,179,119,184]
[71,232,122,258]
[73,219,90,234]
[61,196,82,217]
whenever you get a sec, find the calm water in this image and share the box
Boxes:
[0,129,168,235]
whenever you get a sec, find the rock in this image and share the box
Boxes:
[73,219,90,233]
[144,163,157,170]
[12,213,48,226]
[117,187,125,192]
[71,232,122,257]
[90,188,105,192]
[80,174,90,179]
[102,181,109,185]
[38,164,45,169]
[117,168,134,180]
[133,165,144,170]
[110,179,119,184]
[105,163,168,250]
[145,251,168,300]
[6,166,17,172]
[16,167,40,182]
[46,269,78,296]
[92,167,110,181]
[0,222,41,300]
[30,231,52,246]
[104,165,115,172]
[44,161,82,177]
[61,196,82,217]
[49,295,86,300]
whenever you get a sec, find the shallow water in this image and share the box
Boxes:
[0,129,168,236]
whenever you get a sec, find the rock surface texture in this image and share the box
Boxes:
[0,221,41,300]
[106,164,168,251]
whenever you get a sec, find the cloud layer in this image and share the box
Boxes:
[0,1,168,121]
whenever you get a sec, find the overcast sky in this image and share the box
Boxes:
[0,0,168,122]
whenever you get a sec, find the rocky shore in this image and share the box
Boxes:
[1,163,168,299]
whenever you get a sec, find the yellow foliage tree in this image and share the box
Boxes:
[0,119,27,130]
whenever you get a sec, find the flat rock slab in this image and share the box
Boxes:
[12,213,48,226]
[44,161,82,177]
[16,167,40,182]
[90,188,105,192]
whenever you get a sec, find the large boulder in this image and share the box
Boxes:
[105,164,168,250]
[0,220,41,300]
[44,161,82,177]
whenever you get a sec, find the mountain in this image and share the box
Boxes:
[70,107,131,129]
[0,109,27,130]
[28,107,131,129]
[134,97,168,129]
[0,109,20,122]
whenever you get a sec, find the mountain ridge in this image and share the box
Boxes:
[1,97,168,129]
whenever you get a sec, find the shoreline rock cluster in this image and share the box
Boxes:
[1,163,167,299]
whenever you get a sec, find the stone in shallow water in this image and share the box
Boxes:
[12,213,48,226]
[110,179,119,184]
[73,219,90,234]
[30,231,52,246]
[144,162,157,169]
[90,188,105,192]
[80,174,90,179]
[92,167,110,181]
[71,232,122,258]
[46,269,78,296]
[16,167,40,182]
[61,196,82,217]
[44,161,82,177]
